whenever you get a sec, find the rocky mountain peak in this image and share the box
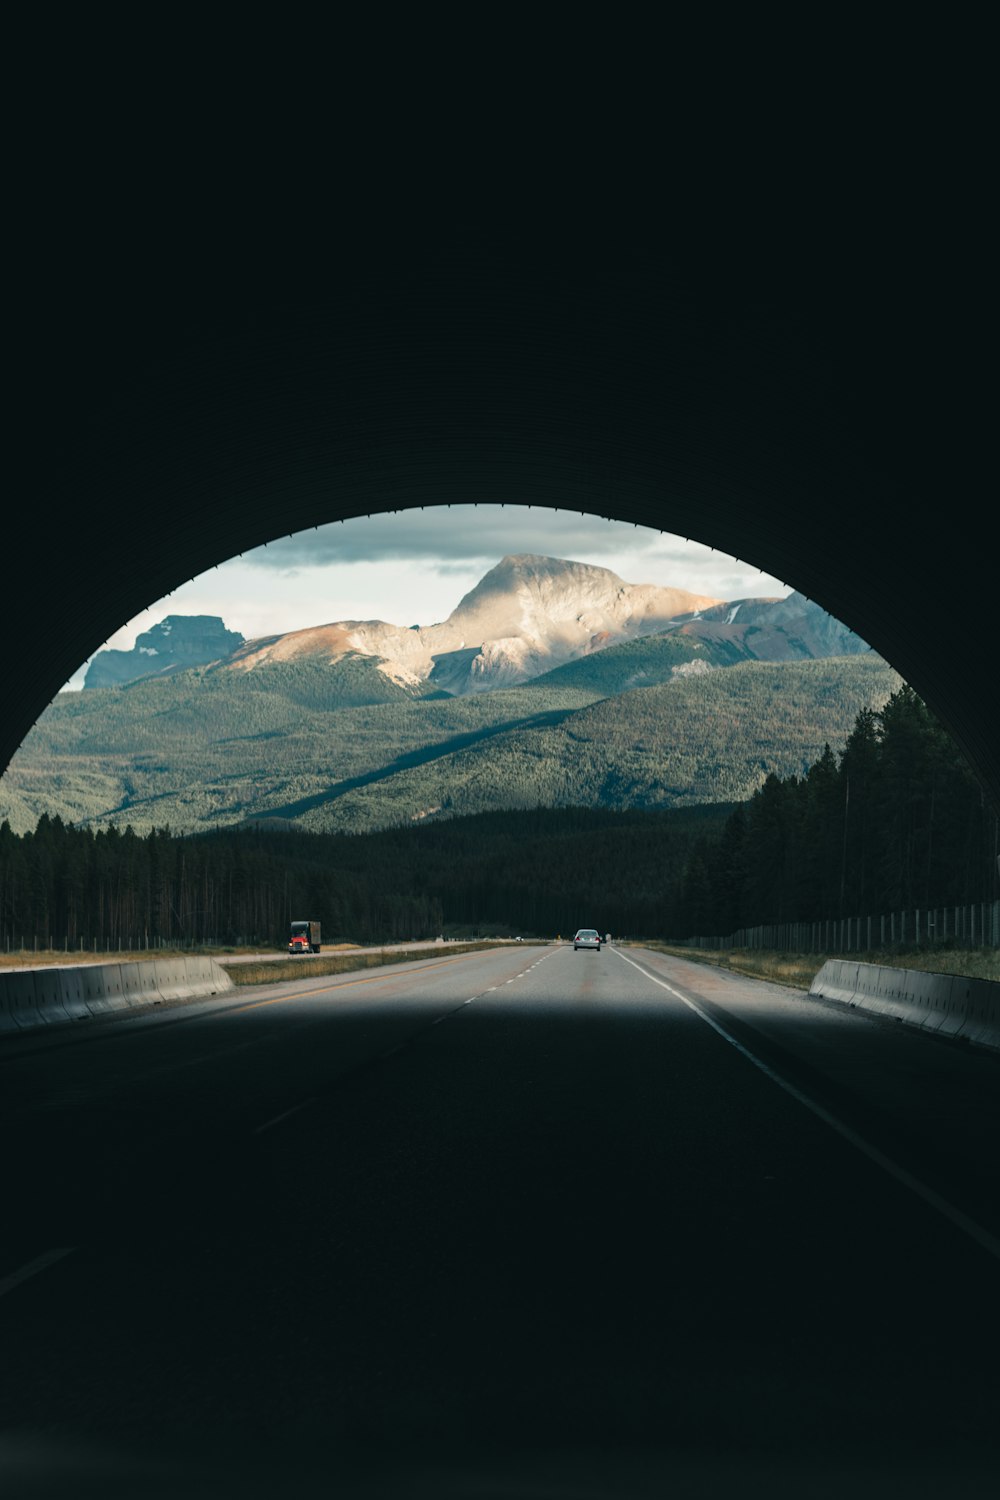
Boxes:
[84,615,245,690]
[450,554,617,626]
[221,553,724,694]
[82,556,862,703]
[456,553,621,598]
[446,554,721,647]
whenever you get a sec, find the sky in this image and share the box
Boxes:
[64,506,795,689]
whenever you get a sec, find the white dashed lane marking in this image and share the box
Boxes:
[0,1248,75,1300]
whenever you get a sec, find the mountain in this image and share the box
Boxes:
[80,558,868,699]
[2,555,898,838]
[221,554,724,694]
[84,616,245,689]
[289,657,901,834]
[678,592,870,661]
[527,591,870,694]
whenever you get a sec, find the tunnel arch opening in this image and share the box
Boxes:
[9,498,995,954]
[3,498,995,960]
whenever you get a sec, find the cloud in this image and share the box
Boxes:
[242,505,665,570]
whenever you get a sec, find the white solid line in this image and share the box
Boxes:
[0,1248,75,1299]
[615,949,1000,1263]
[253,1098,315,1135]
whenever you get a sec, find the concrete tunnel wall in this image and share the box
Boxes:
[7,248,997,816]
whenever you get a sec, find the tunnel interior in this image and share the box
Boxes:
[8,252,997,815]
[6,82,997,1497]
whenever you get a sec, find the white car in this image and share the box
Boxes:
[573,928,601,952]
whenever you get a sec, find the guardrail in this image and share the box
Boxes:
[809,959,1000,1052]
[0,957,233,1035]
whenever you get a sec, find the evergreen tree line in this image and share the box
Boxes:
[0,805,729,951]
[672,687,1000,939]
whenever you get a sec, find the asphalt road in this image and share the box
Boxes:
[1,944,998,1498]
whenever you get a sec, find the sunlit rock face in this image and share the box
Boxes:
[687,592,870,661]
[83,616,245,689]
[81,560,873,700]
[224,555,724,694]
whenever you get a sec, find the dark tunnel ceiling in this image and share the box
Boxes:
[8,239,998,815]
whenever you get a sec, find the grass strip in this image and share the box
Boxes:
[220,941,533,988]
[641,944,999,989]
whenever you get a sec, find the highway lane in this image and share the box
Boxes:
[1,944,999,1498]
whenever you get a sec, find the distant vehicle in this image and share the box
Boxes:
[288,920,321,955]
[573,928,601,952]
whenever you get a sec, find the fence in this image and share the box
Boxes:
[679,900,1000,954]
[2,933,260,955]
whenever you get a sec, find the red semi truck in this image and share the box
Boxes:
[288,920,321,954]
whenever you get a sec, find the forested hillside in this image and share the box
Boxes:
[4,687,993,953]
[524,630,738,691]
[0,667,597,834]
[280,656,902,832]
[0,652,901,836]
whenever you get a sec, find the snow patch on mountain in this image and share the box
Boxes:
[671,659,715,679]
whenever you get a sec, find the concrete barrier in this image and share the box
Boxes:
[0,957,234,1036]
[81,962,129,1015]
[956,974,1000,1050]
[0,971,44,1031]
[187,956,230,997]
[119,960,163,1009]
[30,966,76,1025]
[806,959,862,1008]
[809,960,1000,1052]
[153,957,193,1002]
[56,965,90,1022]
[0,966,92,1029]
